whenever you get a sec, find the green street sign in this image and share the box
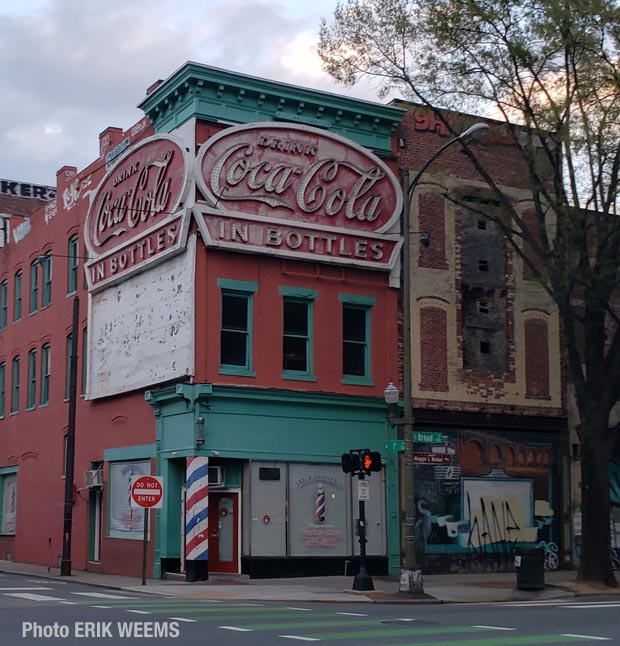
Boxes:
[385,440,405,452]
[413,431,444,444]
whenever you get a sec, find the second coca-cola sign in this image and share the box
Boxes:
[85,134,190,257]
[195,122,401,232]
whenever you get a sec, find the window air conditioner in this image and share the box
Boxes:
[84,469,103,488]
[208,466,224,487]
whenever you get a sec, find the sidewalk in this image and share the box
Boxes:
[1,560,618,604]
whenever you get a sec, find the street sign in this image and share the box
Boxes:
[412,452,451,465]
[357,479,370,501]
[130,475,164,509]
[385,439,405,452]
[413,431,444,444]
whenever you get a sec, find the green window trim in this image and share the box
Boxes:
[10,356,19,414]
[339,293,377,306]
[0,280,7,330]
[26,349,36,410]
[219,280,257,377]
[282,293,316,380]
[40,343,50,407]
[342,298,373,383]
[65,333,73,401]
[68,235,79,295]
[0,469,17,535]
[42,251,52,308]
[29,260,39,314]
[13,271,22,322]
[0,363,5,418]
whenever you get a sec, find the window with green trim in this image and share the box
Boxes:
[65,333,73,401]
[283,299,313,375]
[42,251,52,308]
[0,280,7,329]
[13,271,22,322]
[27,349,36,409]
[221,292,251,370]
[10,356,19,413]
[0,471,17,534]
[68,235,79,295]
[29,260,39,314]
[40,343,50,406]
[0,363,5,418]
[343,305,370,377]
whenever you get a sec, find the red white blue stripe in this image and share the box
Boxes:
[185,456,209,561]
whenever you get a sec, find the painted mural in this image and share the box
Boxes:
[413,427,558,572]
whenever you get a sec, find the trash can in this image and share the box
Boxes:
[515,546,545,590]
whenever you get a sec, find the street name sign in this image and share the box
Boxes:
[413,431,444,444]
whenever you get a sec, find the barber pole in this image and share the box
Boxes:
[185,456,209,580]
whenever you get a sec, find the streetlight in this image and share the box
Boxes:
[389,121,489,595]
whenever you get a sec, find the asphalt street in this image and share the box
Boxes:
[0,571,618,645]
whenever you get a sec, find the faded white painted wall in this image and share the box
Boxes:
[87,235,196,399]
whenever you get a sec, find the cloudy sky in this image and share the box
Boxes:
[0,0,386,187]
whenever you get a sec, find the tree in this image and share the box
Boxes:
[319,0,620,587]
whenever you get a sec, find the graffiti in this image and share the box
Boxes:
[414,426,558,572]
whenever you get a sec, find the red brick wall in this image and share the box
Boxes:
[419,306,449,392]
[418,193,448,270]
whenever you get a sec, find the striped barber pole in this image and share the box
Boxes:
[185,456,209,561]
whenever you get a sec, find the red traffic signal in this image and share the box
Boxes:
[360,450,382,474]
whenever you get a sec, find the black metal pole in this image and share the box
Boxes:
[352,474,374,591]
[60,294,79,576]
[142,508,148,586]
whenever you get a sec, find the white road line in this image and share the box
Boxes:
[503,600,578,606]
[563,604,620,609]
[4,592,66,601]
[562,634,612,641]
[236,603,264,606]
[26,579,67,585]
[92,605,113,609]
[170,617,197,623]
[219,626,254,632]
[58,601,77,605]
[71,592,138,599]
[472,625,516,631]
[285,607,313,611]
[126,610,151,615]
[0,587,52,591]
[336,612,367,616]
[279,637,320,642]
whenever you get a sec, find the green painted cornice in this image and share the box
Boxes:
[137,62,405,155]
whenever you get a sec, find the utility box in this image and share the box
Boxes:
[515,546,545,590]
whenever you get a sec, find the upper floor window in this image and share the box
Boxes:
[27,349,37,410]
[0,362,5,418]
[41,343,50,406]
[10,356,19,413]
[13,271,22,322]
[42,251,52,308]
[0,280,7,330]
[218,279,258,377]
[29,260,39,314]
[340,294,375,385]
[280,287,317,381]
[68,235,78,295]
[65,333,73,401]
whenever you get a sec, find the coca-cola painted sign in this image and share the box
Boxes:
[195,123,402,233]
[84,134,191,292]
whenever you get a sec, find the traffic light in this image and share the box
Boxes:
[341,452,361,474]
[360,450,382,474]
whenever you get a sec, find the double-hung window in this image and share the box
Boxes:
[218,279,257,377]
[280,287,317,381]
[40,343,50,406]
[27,349,36,410]
[68,235,78,295]
[13,271,22,322]
[42,251,52,308]
[65,333,73,401]
[29,260,39,314]
[0,363,5,418]
[0,280,7,329]
[340,294,375,385]
[10,356,19,413]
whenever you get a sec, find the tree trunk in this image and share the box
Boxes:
[577,431,617,587]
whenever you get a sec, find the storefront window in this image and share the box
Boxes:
[1,473,17,534]
[107,460,150,539]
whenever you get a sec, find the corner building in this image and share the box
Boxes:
[0,63,406,579]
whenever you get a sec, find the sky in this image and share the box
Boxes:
[0,0,387,187]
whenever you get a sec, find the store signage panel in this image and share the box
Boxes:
[84,134,192,292]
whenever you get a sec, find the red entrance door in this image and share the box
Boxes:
[209,492,239,573]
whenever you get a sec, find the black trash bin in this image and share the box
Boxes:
[515,546,545,590]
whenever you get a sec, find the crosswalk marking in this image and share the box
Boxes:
[219,626,253,632]
[561,603,620,609]
[472,625,516,631]
[4,592,66,601]
[170,617,197,623]
[126,610,151,614]
[0,587,52,591]
[561,636,612,641]
[71,592,138,599]
[280,637,320,642]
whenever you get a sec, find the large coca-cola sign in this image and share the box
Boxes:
[195,123,401,233]
[85,134,190,257]
[84,134,191,292]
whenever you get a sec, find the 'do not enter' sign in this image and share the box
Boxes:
[130,475,164,509]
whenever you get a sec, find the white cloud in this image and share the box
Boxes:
[0,0,382,186]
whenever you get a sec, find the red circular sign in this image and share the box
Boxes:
[130,476,163,508]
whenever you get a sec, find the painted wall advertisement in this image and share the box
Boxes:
[413,427,559,571]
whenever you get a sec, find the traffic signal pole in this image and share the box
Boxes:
[352,473,374,591]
